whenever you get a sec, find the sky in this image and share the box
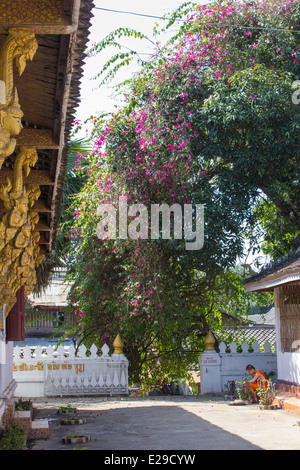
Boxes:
[76,0,197,126]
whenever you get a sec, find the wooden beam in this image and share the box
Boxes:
[0,23,76,35]
[0,0,82,34]
[0,170,54,185]
[38,235,49,244]
[0,200,51,214]
[35,221,51,231]
[26,170,55,185]
[16,128,59,149]
[32,200,52,212]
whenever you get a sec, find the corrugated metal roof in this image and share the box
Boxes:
[219,324,276,346]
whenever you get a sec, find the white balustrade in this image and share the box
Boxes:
[13,343,129,397]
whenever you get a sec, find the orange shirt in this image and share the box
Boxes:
[252,370,268,389]
[253,370,268,384]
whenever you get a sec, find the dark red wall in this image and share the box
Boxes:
[6,286,25,342]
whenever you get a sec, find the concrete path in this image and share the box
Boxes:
[29,395,300,451]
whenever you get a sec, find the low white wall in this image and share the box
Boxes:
[277,351,300,385]
[200,340,277,394]
[0,335,16,426]
[13,343,129,397]
[0,339,14,395]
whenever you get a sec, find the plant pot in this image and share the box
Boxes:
[224,394,235,401]
[57,407,78,415]
[62,435,91,445]
[258,404,277,410]
[60,418,86,425]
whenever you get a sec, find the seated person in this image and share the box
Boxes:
[246,364,268,403]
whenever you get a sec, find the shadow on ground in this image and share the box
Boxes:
[31,400,261,451]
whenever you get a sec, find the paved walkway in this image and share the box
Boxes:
[28,395,300,451]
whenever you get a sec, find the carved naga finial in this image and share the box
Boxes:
[0,29,38,165]
[0,28,38,103]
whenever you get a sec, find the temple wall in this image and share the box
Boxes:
[200,340,277,394]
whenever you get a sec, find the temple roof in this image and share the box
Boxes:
[0,1,94,293]
[0,0,94,255]
[243,249,300,292]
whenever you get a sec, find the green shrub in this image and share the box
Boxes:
[15,397,32,411]
[0,420,26,450]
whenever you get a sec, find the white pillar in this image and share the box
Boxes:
[200,350,222,394]
[0,313,16,426]
[199,331,222,394]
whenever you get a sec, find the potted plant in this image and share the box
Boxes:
[224,380,237,401]
[236,377,252,403]
[60,417,86,425]
[257,380,278,410]
[62,433,91,445]
[15,397,33,412]
[228,377,252,405]
[57,404,79,415]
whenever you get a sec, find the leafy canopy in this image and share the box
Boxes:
[61,0,299,385]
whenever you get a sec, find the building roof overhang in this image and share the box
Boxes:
[244,250,300,293]
[0,0,94,253]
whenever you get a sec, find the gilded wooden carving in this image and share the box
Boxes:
[0,28,40,316]
[0,28,38,165]
[0,146,41,315]
[204,331,216,351]
[113,334,124,354]
[0,1,63,28]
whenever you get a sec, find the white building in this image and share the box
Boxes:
[244,251,300,400]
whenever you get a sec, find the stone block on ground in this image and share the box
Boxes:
[28,420,49,440]
[0,401,15,428]
[13,410,32,431]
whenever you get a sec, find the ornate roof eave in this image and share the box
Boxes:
[243,249,300,293]
[0,1,95,309]
[244,273,300,293]
[49,1,95,253]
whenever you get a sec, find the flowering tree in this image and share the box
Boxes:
[87,0,300,257]
[62,0,298,386]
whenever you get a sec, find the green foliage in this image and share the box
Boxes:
[88,0,300,260]
[87,2,197,88]
[15,398,32,411]
[258,380,278,405]
[235,377,252,401]
[58,405,78,412]
[64,232,271,383]
[61,1,298,386]
[254,198,300,259]
[0,420,26,450]
[55,137,93,259]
